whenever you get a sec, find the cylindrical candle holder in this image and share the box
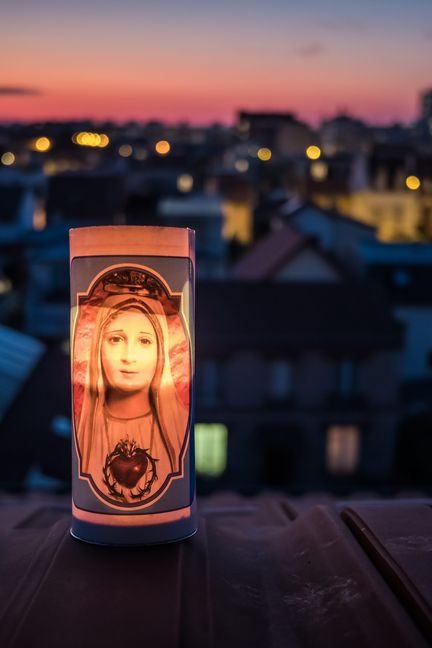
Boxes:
[69,226,197,545]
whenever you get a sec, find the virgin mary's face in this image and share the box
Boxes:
[101,309,158,394]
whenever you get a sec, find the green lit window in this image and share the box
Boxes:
[195,423,228,478]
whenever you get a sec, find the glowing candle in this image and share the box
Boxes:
[70,226,197,545]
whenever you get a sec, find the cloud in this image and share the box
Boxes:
[0,86,42,96]
[293,43,325,58]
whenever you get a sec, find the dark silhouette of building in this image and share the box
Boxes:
[195,281,402,493]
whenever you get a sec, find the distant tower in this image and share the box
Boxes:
[420,89,432,120]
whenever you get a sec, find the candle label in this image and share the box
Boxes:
[71,257,193,513]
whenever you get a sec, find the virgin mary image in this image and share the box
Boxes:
[74,268,190,507]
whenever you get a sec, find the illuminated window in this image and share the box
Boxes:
[195,423,228,478]
[372,207,383,220]
[33,201,47,230]
[0,276,12,295]
[234,159,249,173]
[326,425,360,475]
[177,174,193,193]
[268,360,293,401]
[393,205,403,220]
[310,161,328,181]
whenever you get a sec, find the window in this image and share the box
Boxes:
[422,206,432,228]
[196,360,222,406]
[195,423,228,478]
[393,269,411,287]
[268,360,293,401]
[393,205,403,220]
[372,206,383,221]
[337,360,355,397]
[326,424,360,475]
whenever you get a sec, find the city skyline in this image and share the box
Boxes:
[1,0,432,125]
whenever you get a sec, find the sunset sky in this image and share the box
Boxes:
[1,0,432,125]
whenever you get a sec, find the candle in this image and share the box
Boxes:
[70,226,197,545]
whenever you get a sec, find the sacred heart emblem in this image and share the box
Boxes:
[110,451,148,489]
[103,439,158,500]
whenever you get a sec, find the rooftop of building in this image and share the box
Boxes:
[1,491,431,648]
[196,281,402,353]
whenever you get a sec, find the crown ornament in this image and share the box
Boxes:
[103,269,163,298]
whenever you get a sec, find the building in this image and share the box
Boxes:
[360,241,432,392]
[306,145,432,242]
[359,240,432,486]
[420,88,432,121]
[275,202,376,276]
[195,280,402,493]
[237,111,316,157]
[23,231,69,338]
[232,222,343,282]
[320,114,372,156]
[158,194,227,278]
[46,172,126,226]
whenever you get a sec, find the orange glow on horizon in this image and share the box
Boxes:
[0,81,419,127]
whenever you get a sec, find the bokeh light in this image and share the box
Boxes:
[306,145,321,160]
[34,136,52,152]
[0,277,12,295]
[134,148,148,161]
[43,161,58,176]
[119,144,133,157]
[234,159,249,173]
[406,175,421,190]
[98,134,110,148]
[155,140,171,155]
[73,132,109,148]
[257,147,272,161]
[177,174,194,192]
[310,161,328,181]
[1,152,15,166]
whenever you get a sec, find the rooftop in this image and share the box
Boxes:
[1,493,431,647]
[196,281,402,353]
